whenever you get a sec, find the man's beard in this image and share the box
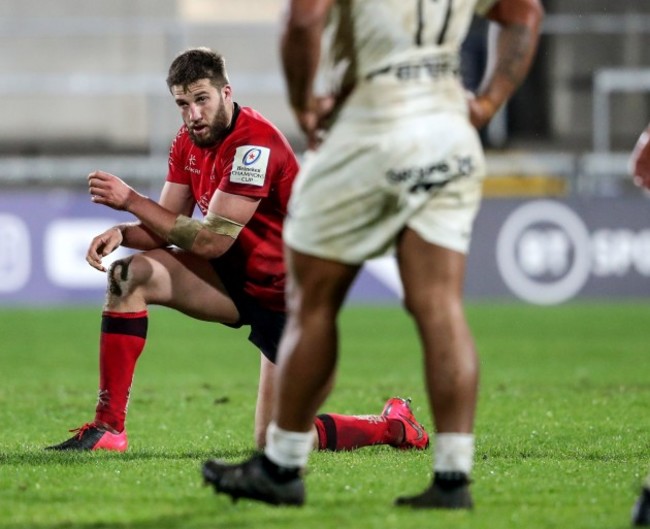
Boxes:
[189,104,231,147]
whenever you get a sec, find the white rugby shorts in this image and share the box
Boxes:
[284,111,485,264]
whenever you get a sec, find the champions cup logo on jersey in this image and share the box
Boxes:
[230,145,270,187]
[243,148,262,166]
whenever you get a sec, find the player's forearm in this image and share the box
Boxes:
[117,222,167,251]
[123,192,180,246]
[478,2,543,113]
[126,193,240,259]
[280,7,326,111]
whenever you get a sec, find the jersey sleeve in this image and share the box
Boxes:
[475,0,499,16]
[217,132,285,199]
[166,127,191,185]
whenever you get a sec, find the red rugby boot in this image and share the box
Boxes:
[45,423,128,452]
[381,397,429,450]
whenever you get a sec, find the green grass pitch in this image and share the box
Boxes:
[1,302,649,529]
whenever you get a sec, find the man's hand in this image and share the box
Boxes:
[86,227,123,272]
[630,128,650,190]
[88,170,138,211]
[466,92,498,130]
[293,95,336,150]
[471,0,543,130]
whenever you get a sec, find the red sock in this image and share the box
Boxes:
[314,413,404,451]
[94,310,148,432]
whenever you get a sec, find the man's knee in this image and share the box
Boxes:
[402,291,420,317]
[106,255,151,301]
[403,286,463,324]
[403,286,441,316]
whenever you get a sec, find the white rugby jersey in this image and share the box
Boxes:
[319,0,498,120]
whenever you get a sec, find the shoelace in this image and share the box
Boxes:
[69,423,96,440]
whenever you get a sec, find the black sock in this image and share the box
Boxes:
[434,471,470,491]
[260,454,301,483]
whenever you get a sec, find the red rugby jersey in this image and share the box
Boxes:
[166,104,298,312]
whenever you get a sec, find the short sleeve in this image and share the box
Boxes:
[166,128,190,185]
[218,140,279,198]
[475,0,498,16]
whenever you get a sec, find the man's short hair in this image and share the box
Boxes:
[166,47,230,92]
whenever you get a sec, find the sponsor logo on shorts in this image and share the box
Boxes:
[386,155,475,193]
[230,145,270,186]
